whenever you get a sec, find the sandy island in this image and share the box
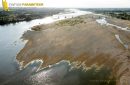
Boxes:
[16,14,130,85]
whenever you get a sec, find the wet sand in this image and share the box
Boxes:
[17,15,130,85]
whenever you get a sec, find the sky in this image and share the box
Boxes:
[1,0,130,8]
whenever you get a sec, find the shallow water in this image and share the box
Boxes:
[115,34,128,49]
[1,60,115,85]
[96,17,130,50]
[96,17,130,31]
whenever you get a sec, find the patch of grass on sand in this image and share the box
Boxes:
[57,18,85,26]
[31,25,42,31]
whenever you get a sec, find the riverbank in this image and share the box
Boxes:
[0,8,64,25]
[17,14,130,85]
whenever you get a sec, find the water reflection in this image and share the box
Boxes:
[1,60,42,85]
[2,60,115,85]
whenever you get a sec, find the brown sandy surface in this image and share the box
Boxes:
[17,15,130,85]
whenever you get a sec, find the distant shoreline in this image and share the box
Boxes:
[0,8,64,25]
[0,8,130,25]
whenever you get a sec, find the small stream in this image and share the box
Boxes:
[96,17,130,31]
[96,17,130,49]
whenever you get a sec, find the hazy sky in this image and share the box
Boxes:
[1,0,130,8]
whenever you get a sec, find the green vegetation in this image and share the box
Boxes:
[57,18,85,26]
[0,8,64,25]
[103,12,130,20]
[95,9,130,20]
[31,25,42,31]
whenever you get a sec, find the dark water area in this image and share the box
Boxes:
[1,61,115,85]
